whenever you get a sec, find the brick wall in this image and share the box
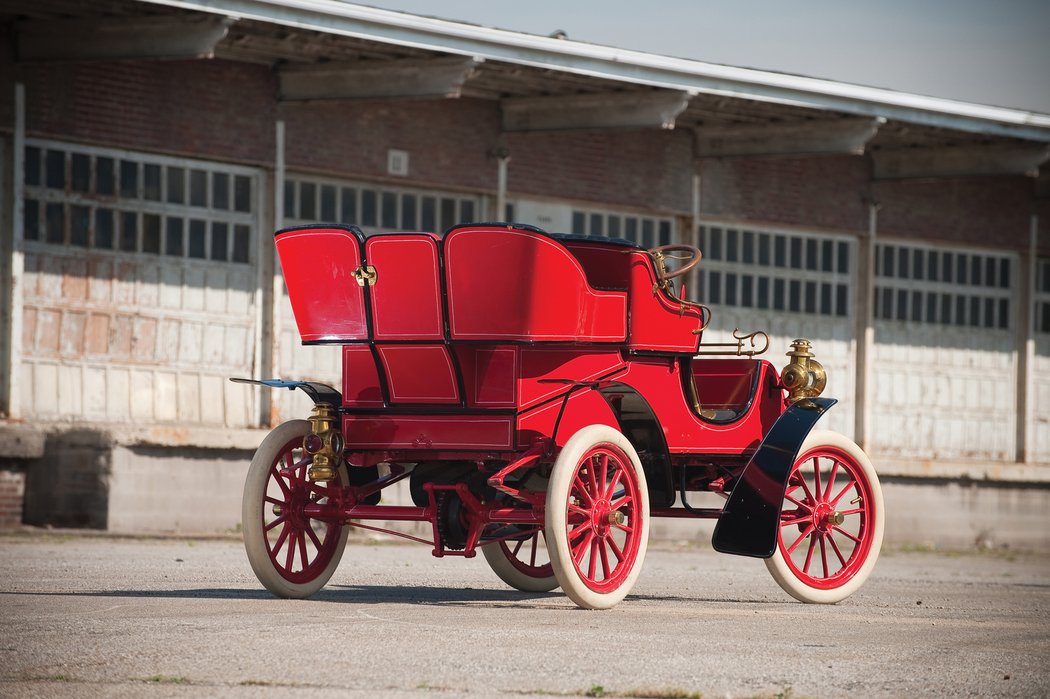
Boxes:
[0,466,26,528]
[699,155,871,234]
[875,175,1034,250]
[507,128,694,212]
[283,97,499,191]
[23,58,276,165]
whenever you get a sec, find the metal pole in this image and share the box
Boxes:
[267,119,287,427]
[495,151,509,221]
[854,200,878,449]
[4,83,26,419]
[1015,213,1037,463]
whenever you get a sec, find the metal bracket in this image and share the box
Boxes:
[229,377,342,406]
[352,265,377,286]
[695,328,769,356]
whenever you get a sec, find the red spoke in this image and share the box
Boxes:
[812,456,823,501]
[612,522,634,535]
[605,468,624,500]
[784,493,810,509]
[264,515,286,532]
[828,532,848,568]
[271,521,291,557]
[569,521,591,542]
[598,539,611,580]
[272,470,291,498]
[586,459,599,498]
[796,472,816,505]
[611,495,633,510]
[511,538,525,556]
[572,480,594,506]
[264,496,284,507]
[787,524,815,554]
[297,530,309,570]
[529,534,538,568]
[802,533,816,574]
[587,537,599,580]
[826,460,841,496]
[819,536,829,578]
[780,513,810,527]
[831,524,863,544]
[305,523,323,551]
[568,504,588,518]
[605,533,624,563]
[284,528,297,571]
[837,507,864,516]
[572,530,595,565]
[829,479,858,508]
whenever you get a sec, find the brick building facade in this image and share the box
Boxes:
[1,1,1048,546]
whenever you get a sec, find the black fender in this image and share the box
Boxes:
[711,397,836,558]
[229,378,342,406]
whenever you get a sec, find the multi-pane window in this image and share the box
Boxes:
[283,175,480,234]
[22,142,257,264]
[570,208,674,247]
[1036,258,1050,334]
[875,242,1013,329]
[695,224,852,317]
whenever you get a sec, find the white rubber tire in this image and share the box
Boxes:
[546,425,650,610]
[243,419,349,599]
[765,430,884,604]
[482,533,559,593]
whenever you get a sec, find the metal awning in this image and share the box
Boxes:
[3,0,1049,173]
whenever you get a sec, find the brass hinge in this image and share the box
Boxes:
[352,265,377,287]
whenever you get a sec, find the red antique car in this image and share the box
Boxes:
[235,222,883,609]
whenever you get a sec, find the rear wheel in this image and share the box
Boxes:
[243,420,349,599]
[482,531,558,592]
[546,425,650,609]
[765,430,884,603]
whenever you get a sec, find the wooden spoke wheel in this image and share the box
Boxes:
[765,430,884,604]
[242,420,349,599]
[545,425,650,609]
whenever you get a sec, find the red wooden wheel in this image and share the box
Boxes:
[546,425,650,609]
[243,420,349,598]
[766,430,884,603]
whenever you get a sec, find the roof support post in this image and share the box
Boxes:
[853,199,879,451]
[2,83,25,419]
[494,149,510,222]
[266,119,287,427]
[1016,213,1038,463]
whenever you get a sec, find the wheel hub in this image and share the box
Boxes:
[812,502,842,533]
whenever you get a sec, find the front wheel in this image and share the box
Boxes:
[765,430,884,604]
[243,419,349,599]
[546,425,650,609]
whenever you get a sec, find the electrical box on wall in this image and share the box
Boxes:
[387,149,409,176]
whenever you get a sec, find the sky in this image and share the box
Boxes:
[357,0,1050,114]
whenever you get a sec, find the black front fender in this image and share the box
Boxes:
[711,397,836,558]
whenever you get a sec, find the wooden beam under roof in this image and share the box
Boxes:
[871,142,1050,179]
[695,117,884,157]
[278,56,482,101]
[15,15,232,61]
[501,90,692,132]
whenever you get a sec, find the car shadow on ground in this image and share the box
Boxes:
[0,584,783,608]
